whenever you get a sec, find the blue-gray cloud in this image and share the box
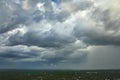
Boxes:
[0,0,120,69]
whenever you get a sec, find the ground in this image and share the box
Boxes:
[0,70,120,80]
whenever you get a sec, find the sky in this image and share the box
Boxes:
[0,0,120,69]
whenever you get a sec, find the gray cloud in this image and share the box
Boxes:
[8,24,75,47]
[0,46,42,61]
[0,0,120,69]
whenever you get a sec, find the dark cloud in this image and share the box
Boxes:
[0,53,30,59]
[0,46,40,61]
[0,0,120,69]
[0,15,28,33]
[8,28,75,47]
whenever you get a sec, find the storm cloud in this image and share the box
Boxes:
[0,0,120,69]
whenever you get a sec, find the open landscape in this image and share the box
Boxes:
[0,0,120,80]
[0,70,120,80]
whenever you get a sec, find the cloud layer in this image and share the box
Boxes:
[0,0,120,69]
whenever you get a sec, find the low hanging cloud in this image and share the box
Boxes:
[0,0,120,69]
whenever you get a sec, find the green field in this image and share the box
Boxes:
[0,70,120,80]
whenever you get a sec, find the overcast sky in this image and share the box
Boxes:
[0,0,120,69]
